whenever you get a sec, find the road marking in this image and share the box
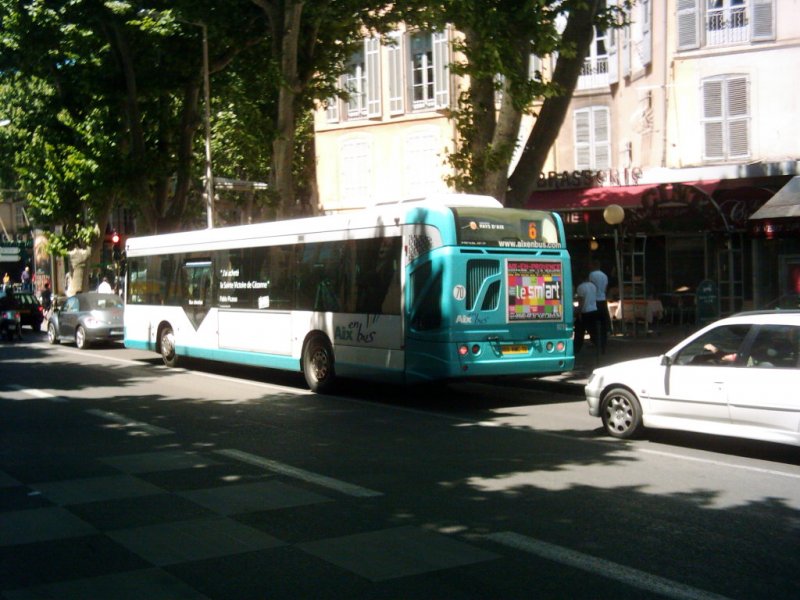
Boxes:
[485,531,733,600]
[7,386,68,403]
[639,447,800,480]
[215,448,383,498]
[85,409,174,436]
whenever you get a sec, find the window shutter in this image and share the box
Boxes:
[593,107,611,170]
[621,25,631,77]
[677,0,700,51]
[387,34,404,114]
[432,31,449,109]
[640,0,652,66]
[727,77,749,158]
[365,38,381,118]
[574,109,591,170]
[607,28,619,84]
[339,136,373,204]
[751,0,775,42]
[702,80,724,159]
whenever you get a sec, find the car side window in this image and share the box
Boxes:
[743,325,800,369]
[673,324,751,366]
[63,297,79,313]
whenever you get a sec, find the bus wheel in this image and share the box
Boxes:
[303,336,336,393]
[160,326,179,368]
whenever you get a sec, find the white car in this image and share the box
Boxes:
[585,311,800,446]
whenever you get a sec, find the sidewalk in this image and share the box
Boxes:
[531,324,695,392]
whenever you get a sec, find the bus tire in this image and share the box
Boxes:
[303,335,336,393]
[160,325,179,368]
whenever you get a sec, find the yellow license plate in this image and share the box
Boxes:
[501,344,528,355]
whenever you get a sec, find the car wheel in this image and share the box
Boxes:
[601,387,643,439]
[47,322,60,345]
[303,335,336,393]
[160,326,179,368]
[75,326,89,349]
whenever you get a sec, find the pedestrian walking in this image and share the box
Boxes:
[574,271,600,355]
[589,259,610,353]
[20,266,32,292]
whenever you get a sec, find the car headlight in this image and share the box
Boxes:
[83,316,103,328]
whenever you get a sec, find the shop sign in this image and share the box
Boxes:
[536,167,643,190]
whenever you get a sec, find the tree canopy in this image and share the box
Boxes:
[0,0,632,266]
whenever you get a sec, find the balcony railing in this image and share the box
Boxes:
[706,6,749,47]
[577,57,609,90]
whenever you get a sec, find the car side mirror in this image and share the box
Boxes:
[660,354,672,367]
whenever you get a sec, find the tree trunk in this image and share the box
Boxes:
[272,1,305,219]
[505,0,602,208]
[67,248,91,297]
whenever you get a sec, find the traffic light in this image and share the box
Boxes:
[111,231,121,261]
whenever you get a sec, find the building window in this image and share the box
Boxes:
[339,136,373,204]
[574,107,611,170]
[325,97,339,123]
[387,32,405,115]
[577,27,609,90]
[404,127,443,198]
[701,75,749,161]
[677,0,775,51]
[329,37,380,123]
[408,31,449,111]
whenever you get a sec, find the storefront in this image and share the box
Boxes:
[528,174,789,319]
[749,176,800,308]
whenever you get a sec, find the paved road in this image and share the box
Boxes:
[1,334,799,599]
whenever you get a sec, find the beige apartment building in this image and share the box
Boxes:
[314,0,800,316]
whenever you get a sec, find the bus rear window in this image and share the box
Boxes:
[452,208,561,248]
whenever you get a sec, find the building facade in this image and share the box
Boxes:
[314,0,800,316]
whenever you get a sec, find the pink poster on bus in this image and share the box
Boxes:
[507,260,564,322]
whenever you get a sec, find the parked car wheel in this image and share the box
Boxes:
[601,387,643,439]
[75,325,89,349]
[47,322,60,345]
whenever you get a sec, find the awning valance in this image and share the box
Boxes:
[527,181,720,212]
[749,176,800,220]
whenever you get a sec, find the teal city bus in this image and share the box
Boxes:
[123,194,574,391]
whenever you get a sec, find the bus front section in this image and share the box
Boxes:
[404,206,574,383]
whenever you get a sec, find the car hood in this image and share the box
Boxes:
[588,356,665,386]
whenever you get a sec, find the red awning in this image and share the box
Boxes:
[527,181,721,211]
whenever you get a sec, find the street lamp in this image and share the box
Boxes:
[603,204,625,332]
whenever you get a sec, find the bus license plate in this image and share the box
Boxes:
[501,344,528,355]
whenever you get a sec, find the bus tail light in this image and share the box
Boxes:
[471,344,480,355]
[545,341,554,352]
[458,345,469,356]
[556,341,566,352]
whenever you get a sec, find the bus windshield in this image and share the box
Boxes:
[452,207,562,248]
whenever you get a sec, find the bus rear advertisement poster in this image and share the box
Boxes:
[506,260,564,322]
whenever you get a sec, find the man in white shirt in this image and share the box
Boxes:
[97,277,113,294]
[589,259,610,353]
[574,272,599,355]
